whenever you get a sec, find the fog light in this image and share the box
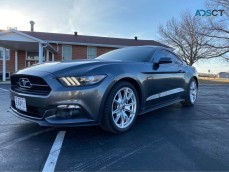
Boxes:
[57,105,68,109]
[69,109,80,117]
[57,105,80,109]
[68,105,80,109]
[56,105,82,118]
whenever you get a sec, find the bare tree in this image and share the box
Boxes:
[158,12,223,66]
[158,1,229,66]
[200,0,229,62]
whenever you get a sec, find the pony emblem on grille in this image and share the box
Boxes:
[19,78,32,88]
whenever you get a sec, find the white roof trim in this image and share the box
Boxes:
[0,30,58,53]
[47,40,128,48]
[47,41,167,48]
[46,43,58,53]
[0,29,46,43]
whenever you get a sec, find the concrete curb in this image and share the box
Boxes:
[200,84,229,86]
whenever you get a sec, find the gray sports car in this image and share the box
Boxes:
[10,46,198,133]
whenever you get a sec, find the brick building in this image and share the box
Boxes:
[0,29,168,81]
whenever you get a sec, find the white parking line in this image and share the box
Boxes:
[42,131,66,172]
[0,88,9,92]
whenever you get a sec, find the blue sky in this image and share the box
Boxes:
[0,0,228,73]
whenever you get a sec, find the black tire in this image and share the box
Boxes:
[181,78,198,106]
[101,81,139,133]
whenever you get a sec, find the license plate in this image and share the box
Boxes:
[15,96,27,112]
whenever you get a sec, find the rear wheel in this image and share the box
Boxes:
[182,78,198,106]
[101,81,139,133]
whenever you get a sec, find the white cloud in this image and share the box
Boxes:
[0,0,150,38]
[0,0,129,36]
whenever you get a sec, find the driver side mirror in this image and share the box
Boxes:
[158,57,173,64]
[153,57,172,70]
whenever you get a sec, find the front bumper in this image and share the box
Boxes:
[10,71,111,126]
[9,107,97,126]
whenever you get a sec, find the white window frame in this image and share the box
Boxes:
[87,47,97,59]
[0,47,10,60]
[62,45,72,61]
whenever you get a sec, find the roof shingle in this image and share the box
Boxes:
[21,31,169,48]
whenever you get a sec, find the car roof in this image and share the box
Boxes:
[123,45,172,51]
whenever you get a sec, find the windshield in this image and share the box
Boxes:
[96,47,156,62]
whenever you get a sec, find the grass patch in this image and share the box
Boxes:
[199,77,229,84]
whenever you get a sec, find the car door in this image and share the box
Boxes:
[145,49,186,107]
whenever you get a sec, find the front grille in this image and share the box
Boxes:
[11,74,51,96]
[11,101,46,119]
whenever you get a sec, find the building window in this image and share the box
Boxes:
[0,47,10,60]
[27,52,39,61]
[26,52,39,67]
[87,47,97,59]
[62,45,72,61]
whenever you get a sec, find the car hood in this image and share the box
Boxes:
[16,59,130,76]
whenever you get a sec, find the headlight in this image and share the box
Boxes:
[58,75,107,86]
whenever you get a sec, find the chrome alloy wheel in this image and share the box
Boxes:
[112,87,137,129]
[190,80,197,104]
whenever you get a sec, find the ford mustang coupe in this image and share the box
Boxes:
[10,46,198,133]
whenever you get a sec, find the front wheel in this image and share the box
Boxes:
[101,81,139,133]
[181,78,198,106]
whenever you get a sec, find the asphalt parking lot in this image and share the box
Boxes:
[0,84,229,171]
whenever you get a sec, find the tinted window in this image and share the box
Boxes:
[155,50,183,64]
[165,51,183,64]
[158,50,171,58]
[96,47,156,62]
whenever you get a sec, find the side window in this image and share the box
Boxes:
[154,49,183,65]
[153,50,172,63]
[168,52,183,65]
[160,50,171,58]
